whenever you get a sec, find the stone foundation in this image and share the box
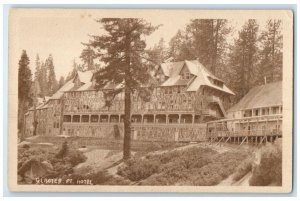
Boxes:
[62,123,207,142]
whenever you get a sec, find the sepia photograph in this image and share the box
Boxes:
[8,9,293,193]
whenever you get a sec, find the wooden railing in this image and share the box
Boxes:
[206,114,283,139]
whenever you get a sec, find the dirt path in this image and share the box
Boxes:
[232,172,251,186]
[74,149,123,174]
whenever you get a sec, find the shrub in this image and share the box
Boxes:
[66,150,87,166]
[249,140,282,186]
[232,158,253,182]
[117,146,249,186]
[118,159,160,181]
[56,141,69,158]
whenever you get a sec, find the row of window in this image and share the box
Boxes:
[243,106,282,118]
[63,114,204,124]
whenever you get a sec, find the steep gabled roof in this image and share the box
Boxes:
[65,70,94,92]
[77,70,93,83]
[160,61,184,77]
[51,79,75,99]
[159,60,234,95]
[228,81,282,112]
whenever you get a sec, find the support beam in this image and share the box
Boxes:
[239,137,247,146]
[224,137,230,143]
[216,137,224,146]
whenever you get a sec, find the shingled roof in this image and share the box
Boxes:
[160,60,234,95]
[228,81,282,112]
[51,79,75,99]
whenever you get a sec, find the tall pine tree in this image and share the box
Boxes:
[147,38,168,65]
[87,18,158,159]
[256,19,283,85]
[18,50,32,139]
[186,19,230,74]
[168,30,195,61]
[228,19,259,101]
[39,61,48,96]
[80,46,96,71]
[58,76,65,89]
[34,54,41,96]
[46,54,58,96]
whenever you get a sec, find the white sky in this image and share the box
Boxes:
[14,10,268,79]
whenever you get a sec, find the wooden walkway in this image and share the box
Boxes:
[206,114,282,145]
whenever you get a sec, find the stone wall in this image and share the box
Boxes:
[62,123,207,142]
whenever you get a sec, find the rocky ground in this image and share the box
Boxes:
[18,135,281,186]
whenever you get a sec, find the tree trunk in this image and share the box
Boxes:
[123,85,131,159]
[211,20,220,74]
[32,102,37,136]
[59,97,65,135]
[123,31,132,160]
[271,20,276,82]
[20,99,26,142]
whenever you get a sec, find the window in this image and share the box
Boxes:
[91,115,99,123]
[63,115,71,122]
[72,115,80,122]
[82,115,89,123]
[272,107,278,114]
[183,72,191,80]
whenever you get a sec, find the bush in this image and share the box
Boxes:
[56,141,69,158]
[66,150,87,166]
[118,159,160,181]
[18,143,87,183]
[249,140,282,186]
[117,146,250,186]
[232,158,253,182]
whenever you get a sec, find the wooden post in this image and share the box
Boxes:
[192,114,195,124]
[266,118,268,144]
[256,118,259,136]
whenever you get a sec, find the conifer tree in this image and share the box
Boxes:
[31,54,42,136]
[256,19,283,84]
[58,76,65,89]
[46,54,58,96]
[228,19,259,101]
[34,54,41,96]
[18,50,32,139]
[87,18,158,159]
[168,19,230,75]
[40,61,48,96]
[168,30,195,61]
[80,46,96,71]
[147,38,168,65]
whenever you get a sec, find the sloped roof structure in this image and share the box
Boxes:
[77,70,93,84]
[51,79,75,99]
[160,60,234,95]
[228,81,282,112]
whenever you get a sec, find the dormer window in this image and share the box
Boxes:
[183,72,191,80]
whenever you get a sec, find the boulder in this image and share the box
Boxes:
[18,141,31,148]
[18,158,55,182]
